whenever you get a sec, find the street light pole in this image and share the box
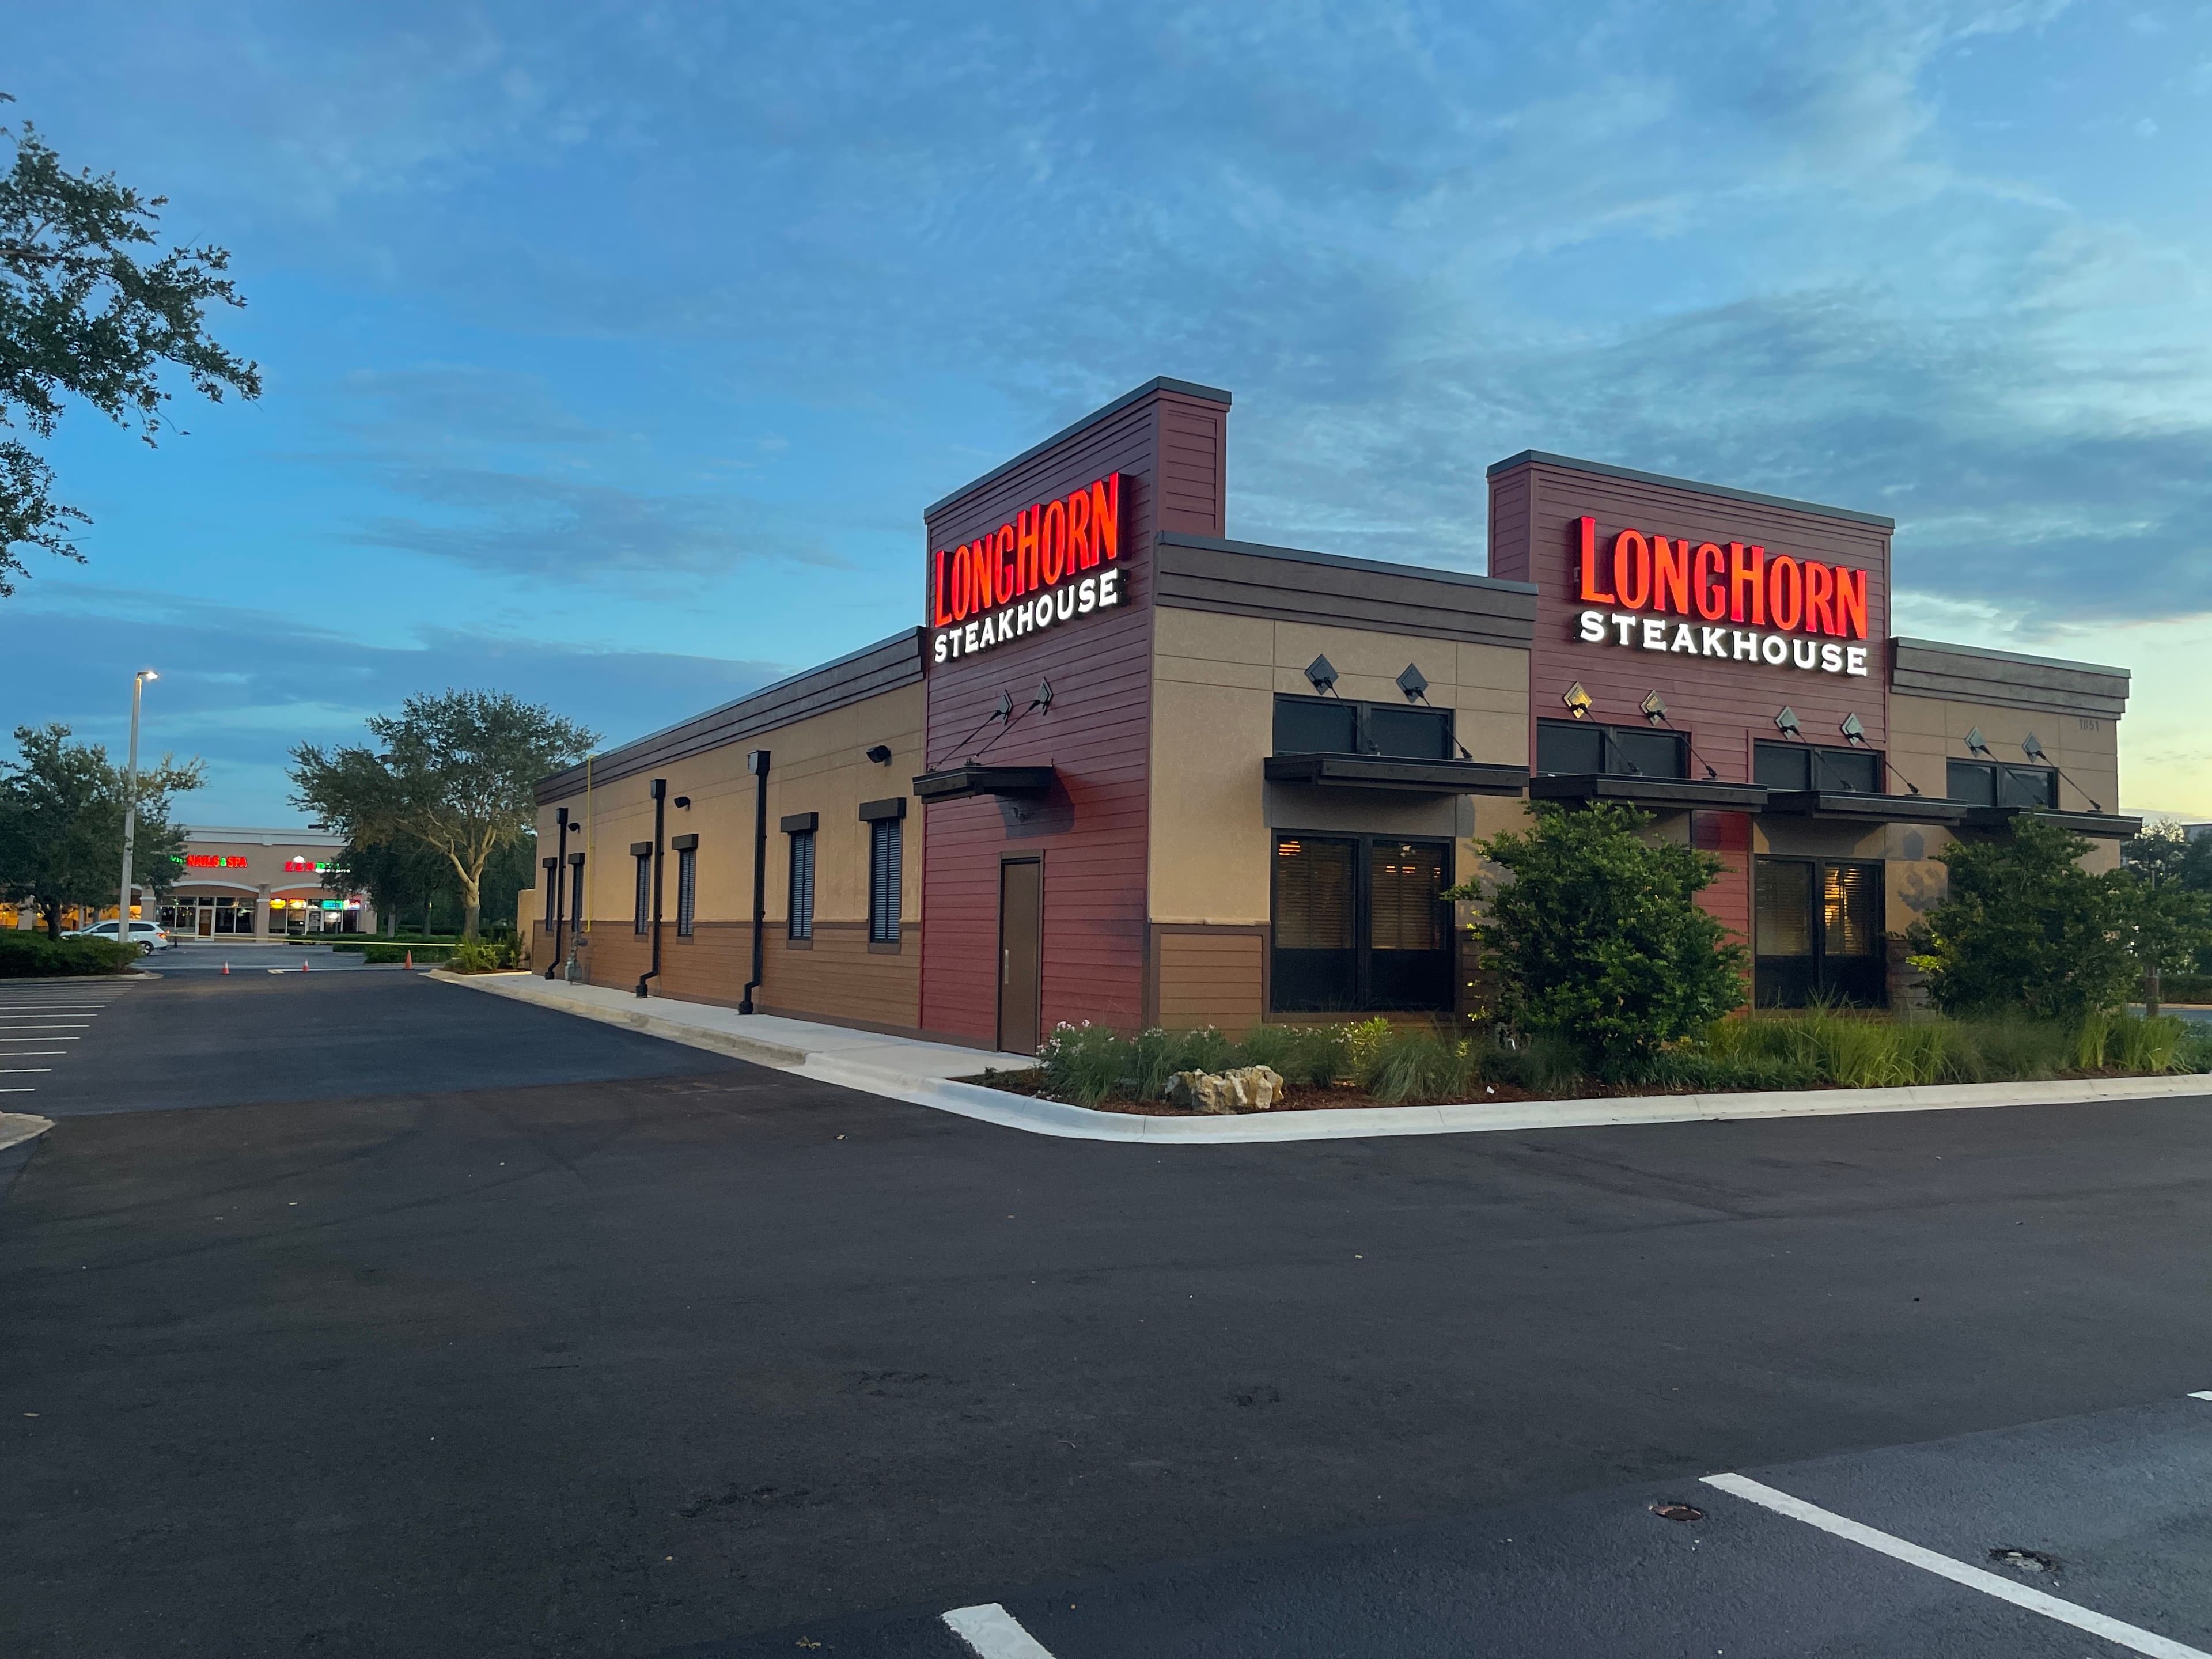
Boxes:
[118,669,157,951]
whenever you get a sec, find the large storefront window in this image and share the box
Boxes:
[1272,835,1450,1012]
[1755,857,1885,1007]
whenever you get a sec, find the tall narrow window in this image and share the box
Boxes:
[1271,836,1359,1011]
[1367,841,1449,1010]
[633,848,652,935]
[788,829,816,941]
[544,863,558,925]
[569,858,585,929]
[868,818,902,942]
[675,846,696,937]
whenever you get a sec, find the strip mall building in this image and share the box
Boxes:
[527,378,2136,1049]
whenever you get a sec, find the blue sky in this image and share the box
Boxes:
[5,1,2211,820]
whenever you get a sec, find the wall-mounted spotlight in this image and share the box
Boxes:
[1561,682,1593,720]
[673,796,692,809]
[1396,663,1429,701]
[865,745,892,765]
[1839,713,1868,747]
[1965,726,1991,757]
[1305,653,1339,695]
[2021,732,2046,761]
[1639,690,1668,726]
[1773,706,1801,737]
[1033,678,1054,714]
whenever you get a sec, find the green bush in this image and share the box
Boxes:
[1361,1029,1476,1103]
[0,931,139,978]
[445,940,520,974]
[1452,802,1747,1077]
[1038,1022,1131,1107]
[2174,1024,2212,1074]
[1908,817,2136,1023]
[331,940,459,963]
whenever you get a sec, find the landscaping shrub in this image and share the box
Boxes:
[1039,1022,1130,1107]
[2109,1013,2186,1074]
[2175,1024,2212,1074]
[1452,802,1747,1077]
[0,931,139,977]
[1908,817,2136,1023]
[1361,1029,1476,1104]
[445,939,520,973]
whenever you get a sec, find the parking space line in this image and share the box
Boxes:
[942,1602,1058,1658]
[0,1050,66,1056]
[2190,1391,2212,1402]
[0,1068,52,1074]
[1703,1474,2212,1659]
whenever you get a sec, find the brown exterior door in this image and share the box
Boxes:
[997,859,1043,1055]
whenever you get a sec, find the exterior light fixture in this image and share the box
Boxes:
[673,796,692,809]
[2021,732,2046,760]
[994,689,1014,721]
[1840,713,1868,746]
[1965,727,1991,756]
[1304,654,1339,694]
[1774,706,1801,737]
[1561,682,1593,719]
[1033,678,1054,713]
[1396,663,1429,700]
[865,745,892,765]
[1639,691,1667,726]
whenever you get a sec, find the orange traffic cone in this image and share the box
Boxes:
[222,960,229,975]
[403,950,414,971]
[302,958,310,972]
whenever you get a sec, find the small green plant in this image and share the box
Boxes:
[1038,1022,1131,1107]
[2109,1013,2185,1074]
[445,940,520,974]
[2174,1023,2212,1074]
[1361,1028,1475,1104]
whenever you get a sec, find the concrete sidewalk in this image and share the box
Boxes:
[435,972,2212,1145]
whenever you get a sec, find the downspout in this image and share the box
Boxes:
[636,778,666,998]
[740,748,770,1013]
[543,806,569,979]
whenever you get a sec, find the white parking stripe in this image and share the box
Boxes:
[2190,1391,2212,1402]
[0,1050,67,1056]
[942,1602,1058,1658]
[0,1068,52,1074]
[1703,1474,2212,1659]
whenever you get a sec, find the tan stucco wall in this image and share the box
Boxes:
[529,681,925,933]
[1883,690,2126,926]
[1147,608,1531,924]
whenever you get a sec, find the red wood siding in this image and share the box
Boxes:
[1488,459,1893,780]
[1691,810,1752,947]
[920,387,1228,1044]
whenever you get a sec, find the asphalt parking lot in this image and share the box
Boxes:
[5,971,2211,1657]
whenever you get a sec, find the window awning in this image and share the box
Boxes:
[911,764,1058,804]
[1528,775,1768,811]
[1962,805,2142,839]
[1760,791,1968,826]
[1264,753,1529,796]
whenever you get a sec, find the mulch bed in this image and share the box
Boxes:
[959,1067,1727,1116]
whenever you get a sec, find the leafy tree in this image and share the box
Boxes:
[0,722,201,938]
[2120,823,2212,1015]
[1907,817,2135,1023]
[290,691,594,940]
[0,94,260,594]
[1449,802,1747,1076]
[324,830,535,938]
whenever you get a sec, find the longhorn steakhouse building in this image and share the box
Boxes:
[525,377,2136,1050]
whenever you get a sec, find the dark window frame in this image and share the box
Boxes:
[1534,718,1688,779]
[787,828,816,941]
[675,846,696,938]
[1753,740,1884,794]
[1270,830,1454,1014]
[1753,854,1886,1008]
[632,850,652,936]
[868,817,902,944]
[1272,692,1456,761]
[567,857,585,931]
[1945,759,2058,809]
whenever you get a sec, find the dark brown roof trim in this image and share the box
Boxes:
[536,629,925,803]
[924,376,1233,520]
[1487,450,1895,529]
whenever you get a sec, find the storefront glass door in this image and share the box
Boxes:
[1754,857,1885,1007]
[1271,835,1451,1012]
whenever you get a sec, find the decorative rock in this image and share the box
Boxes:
[1164,1065,1287,1114]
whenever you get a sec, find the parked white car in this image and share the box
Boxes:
[66,919,173,953]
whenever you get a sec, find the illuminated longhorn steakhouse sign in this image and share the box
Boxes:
[1572,515,1872,677]
[929,472,1124,663]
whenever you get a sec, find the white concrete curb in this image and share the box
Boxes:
[0,1112,56,1154]
[431,969,2212,1145]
